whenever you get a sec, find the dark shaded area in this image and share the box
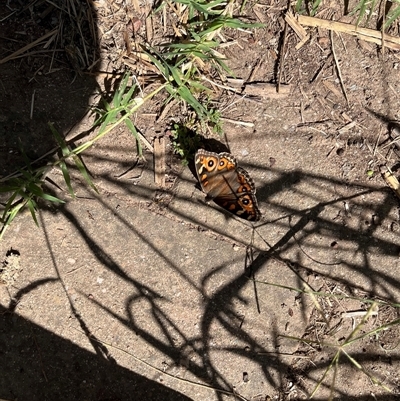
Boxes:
[0,305,193,401]
[0,1,98,177]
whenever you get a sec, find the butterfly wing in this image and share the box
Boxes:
[195,149,261,222]
[212,167,260,221]
[195,150,237,197]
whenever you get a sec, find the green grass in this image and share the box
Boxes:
[0,74,164,239]
[3,0,398,237]
[0,1,263,238]
[143,2,263,127]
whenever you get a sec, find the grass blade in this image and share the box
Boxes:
[72,154,98,193]
[59,160,75,197]
[124,118,142,155]
[26,199,39,226]
[49,123,70,157]
[26,182,65,203]
[384,5,400,29]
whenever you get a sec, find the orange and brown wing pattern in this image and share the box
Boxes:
[194,149,261,222]
[195,150,236,192]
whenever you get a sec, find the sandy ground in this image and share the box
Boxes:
[1,1,400,400]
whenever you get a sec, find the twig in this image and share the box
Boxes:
[372,128,383,157]
[145,5,153,42]
[330,30,349,106]
[29,324,48,382]
[0,9,17,22]
[220,117,254,127]
[285,10,310,50]
[0,29,57,64]
[342,310,378,318]
[297,15,400,51]
[277,1,290,93]
[30,90,35,120]
[244,82,291,98]
[337,121,356,135]
[247,56,264,83]
[201,75,239,93]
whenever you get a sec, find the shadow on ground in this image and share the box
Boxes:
[1,1,400,400]
[0,1,98,177]
[0,304,192,401]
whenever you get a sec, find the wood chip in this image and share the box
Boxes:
[225,78,244,88]
[338,121,356,134]
[295,35,310,50]
[381,166,400,199]
[341,112,353,123]
[285,10,310,49]
[131,0,140,13]
[145,6,153,42]
[154,136,166,188]
[322,80,344,101]
[243,83,291,98]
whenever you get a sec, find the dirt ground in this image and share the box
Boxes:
[1,1,400,400]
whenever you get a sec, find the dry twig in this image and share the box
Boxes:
[285,10,310,49]
[0,29,57,64]
[298,15,400,51]
[330,30,349,106]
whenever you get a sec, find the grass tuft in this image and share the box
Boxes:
[0,1,263,236]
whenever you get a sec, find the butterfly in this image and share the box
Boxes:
[194,149,261,221]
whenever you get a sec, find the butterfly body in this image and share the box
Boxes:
[194,149,261,222]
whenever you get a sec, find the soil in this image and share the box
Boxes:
[1,1,400,400]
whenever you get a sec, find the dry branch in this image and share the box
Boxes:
[297,15,400,51]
